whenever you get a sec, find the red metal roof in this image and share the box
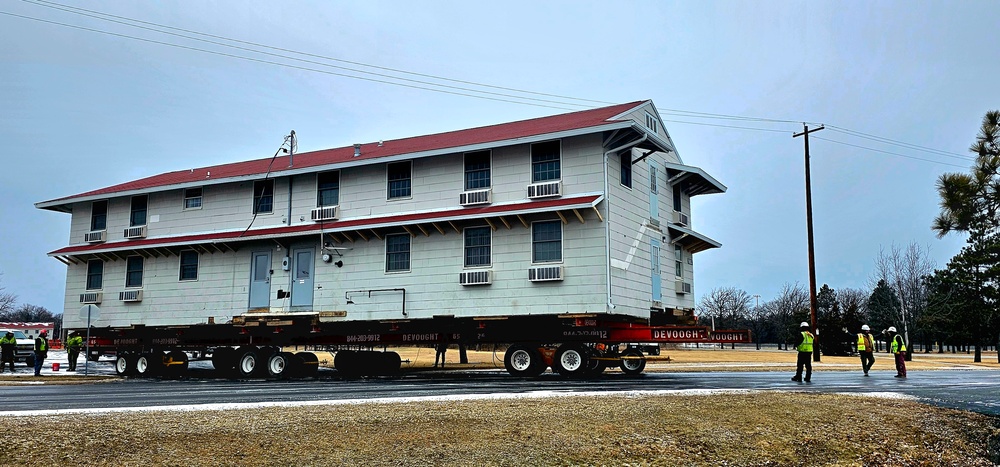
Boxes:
[42,101,645,205]
[49,194,603,257]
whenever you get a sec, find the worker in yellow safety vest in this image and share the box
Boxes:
[857,324,875,376]
[791,322,814,383]
[888,326,907,378]
[66,332,84,372]
[34,330,48,376]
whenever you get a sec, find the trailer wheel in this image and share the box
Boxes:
[334,350,358,377]
[504,344,543,377]
[381,351,401,376]
[211,347,235,375]
[585,348,607,377]
[25,355,35,368]
[266,352,293,379]
[235,349,260,378]
[554,344,590,377]
[136,352,162,377]
[115,354,136,376]
[296,352,319,378]
[619,349,646,375]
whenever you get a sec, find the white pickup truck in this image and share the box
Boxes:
[0,329,36,367]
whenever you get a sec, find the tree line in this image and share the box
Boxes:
[0,273,61,335]
[697,110,1000,363]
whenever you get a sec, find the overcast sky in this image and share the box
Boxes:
[1,1,995,315]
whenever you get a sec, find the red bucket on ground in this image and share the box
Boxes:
[52,362,60,372]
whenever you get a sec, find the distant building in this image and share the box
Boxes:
[37,100,725,330]
[0,322,55,338]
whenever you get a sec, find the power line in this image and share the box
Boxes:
[812,136,970,168]
[22,0,608,108]
[825,125,973,161]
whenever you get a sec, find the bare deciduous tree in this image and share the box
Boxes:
[870,242,935,352]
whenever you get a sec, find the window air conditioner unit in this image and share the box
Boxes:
[528,265,564,282]
[119,290,143,302]
[460,188,492,206]
[80,292,103,304]
[311,205,339,221]
[84,230,107,243]
[675,280,692,295]
[124,225,147,239]
[672,210,689,227]
[527,180,562,199]
[459,270,492,286]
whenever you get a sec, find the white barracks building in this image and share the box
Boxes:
[37,100,725,330]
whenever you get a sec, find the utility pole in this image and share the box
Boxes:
[793,124,824,362]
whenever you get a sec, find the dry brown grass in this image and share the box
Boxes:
[6,392,998,466]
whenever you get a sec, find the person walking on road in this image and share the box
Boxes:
[66,332,84,372]
[34,330,49,376]
[434,343,448,368]
[857,324,875,376]
[0,331,16,373]
[791,322,814,383]
[888,326,907,378]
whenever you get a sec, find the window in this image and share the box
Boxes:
[531,141,560,183]
[673,184,682,211]
[184,188,203,210]
[464,227,492,267]
[179,250,199,281]
[532,221,562,263]
[385,234,411,272]
[253,180,274,214]
[464,151,491,190]
[645,112,658,133]
[90,200,107,231]
[387,161,411,199]
[650,164,658,194]
[125,256,144,288]
[620,152,632,188]
[130,195,147,227]
[317,171,340,206]
[675,244,683,278]
[86,259,103,290]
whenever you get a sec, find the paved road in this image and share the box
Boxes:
[5,368,998,415]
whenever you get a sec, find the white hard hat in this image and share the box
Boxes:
[861,325,870,331]
[888,326,897,332]
[800,322,809,328]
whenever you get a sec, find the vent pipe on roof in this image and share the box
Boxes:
[287,130,297,167]
[353,144,361,157]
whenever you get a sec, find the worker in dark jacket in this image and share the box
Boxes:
[791,322,814,383]
[0,331,16,373]
[66,332,84,372]
[34,331,48,376]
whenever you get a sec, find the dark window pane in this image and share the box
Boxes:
[130,196,147,227]
[464,227,491,267]
[254,180,274,214]
[126,256,144,288]
[86,260,103,290]
[464,151,491,190]
[620,153,632,188]
[184,188,203,209]
[531,141,560,182]
[179,250,199,281]
[317,171,340,206]
[532,221,562,263]
[385,234,411,271]
[91,200,107,231]
[387,162,411,199]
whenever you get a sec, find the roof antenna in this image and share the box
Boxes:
[286,130,297,167]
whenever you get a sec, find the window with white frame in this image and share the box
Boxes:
[464,227,492,267]
[464,151,491,190]
[90,200,107,231]
[130,195,147,227]
[253,180,274,214]
[183,188,203,210]
[620,152,632,188]
[645,112,658,133]
[532,220,562,263]
[385,233,411,272]
[317,171,340,206]
[531,141,560,183]
[387,161,412,199]
[650,164,658,194]
[179,250,199,281]
[675,244,683,278]
[86,259,103,290]
[673,184,682,211]
[125,256,144,288]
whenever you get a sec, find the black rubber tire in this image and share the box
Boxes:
[211,347,235,375]
[135,352,162,377]
[584,347,608,377]
[296,352,319,378]
[164,350,189,377]
[504,344,544,377]
[266,352,293,379]
[334,350,358,377]
[619,349,647,375]
[381,351,401,375]
[25,355,35,368]
[115,353,137,376]
[553,343,590,377]
[235,348,260,378]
